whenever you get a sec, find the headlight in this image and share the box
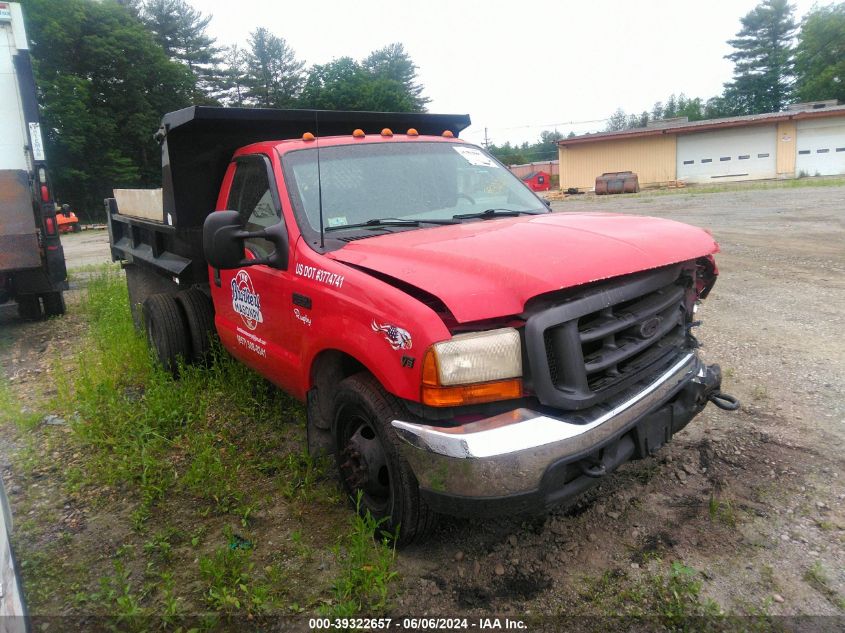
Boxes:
[421,328,523,407]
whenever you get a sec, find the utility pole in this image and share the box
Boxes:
[482,127,491,149]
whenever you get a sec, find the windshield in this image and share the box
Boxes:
[280,141,547,241]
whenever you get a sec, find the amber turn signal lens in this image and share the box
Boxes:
[352,129,365,138]
[442,130,454,137]
[422,379,522,407]
[302,132,315,141]
[421,348,522,406]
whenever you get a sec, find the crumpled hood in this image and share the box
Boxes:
[329,212,719,323]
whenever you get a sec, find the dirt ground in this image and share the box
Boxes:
[59,228,113,269]
[1,184,843,624]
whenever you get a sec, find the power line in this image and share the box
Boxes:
[485,117,610,131]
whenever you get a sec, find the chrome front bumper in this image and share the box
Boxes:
[391,353,703,499]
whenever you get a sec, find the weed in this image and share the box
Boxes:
[191,526,207,548]
[279,448,330,501]
[157,571,184,623]
[751,385,768,400]
[0,379,42,430]
[760,565,777,590]
[804,561,828,586]
[143,529,178,563]
[321,491,398,617]
[180,430,243,512]
[198,528,280,615]
[803,561,845,608]
[91,560,147,626]
[580,560,721,622]
[709,494,737,527]
[815,519,836,531]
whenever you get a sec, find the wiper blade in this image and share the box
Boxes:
[325,217,459,231]
[452,208,545,220]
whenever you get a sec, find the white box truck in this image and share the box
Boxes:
[0,1,67,320]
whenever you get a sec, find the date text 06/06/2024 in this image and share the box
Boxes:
[307,617,527,630]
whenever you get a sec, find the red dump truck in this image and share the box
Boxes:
[0,1,67,319]
[107,106,738,543]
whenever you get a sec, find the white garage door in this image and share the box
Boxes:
[677,126,777,183]
[796,118,845,177]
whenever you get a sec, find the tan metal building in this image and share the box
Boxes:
[557,103,845,190]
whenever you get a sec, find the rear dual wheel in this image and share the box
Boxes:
[142,289,216,374]
[16,292,65,320]
[333,373,436,546]
[142,294,190,375]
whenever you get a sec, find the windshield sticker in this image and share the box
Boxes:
[453,146,497,168]
[231,270,264,330]
[294,308,312,327]
[371,320,412,351]
[295,263,345,289]
[327,216,347,227]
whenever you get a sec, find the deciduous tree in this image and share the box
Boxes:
[21,0,193,218]
[794,3,845,103]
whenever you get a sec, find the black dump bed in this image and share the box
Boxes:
[159,106,471,229]
[108,106,471,290]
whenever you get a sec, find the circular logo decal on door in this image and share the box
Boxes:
[231,270,264,330]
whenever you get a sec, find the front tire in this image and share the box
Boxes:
[333,373,436,546]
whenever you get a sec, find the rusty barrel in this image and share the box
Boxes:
[595,171,639,195]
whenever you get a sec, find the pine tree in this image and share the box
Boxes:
[139,0,222,102]
[244,28,305,108]
[722,0,797,114]
[215,44,250,107]
[362,43,429,111]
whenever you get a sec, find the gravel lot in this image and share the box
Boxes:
[1,183,843,622]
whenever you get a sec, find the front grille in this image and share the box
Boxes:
[526,265,692,410]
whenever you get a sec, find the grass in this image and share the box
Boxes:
[0,379,43,430]
[803,561,844,609]
[708,493,737,528]
[635,175,845,198]
[197,527,284,616]
[581,560,722,624]
[5,270,398,620]
[52,271,310,523]
[321,492,399,617]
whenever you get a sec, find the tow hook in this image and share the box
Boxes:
[709,391,740,411]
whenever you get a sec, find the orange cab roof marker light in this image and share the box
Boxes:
[302,132,315,141]
[381,128,393,137]
[352,129,365,138]
[407,128,419,137]
[442,130,454,137]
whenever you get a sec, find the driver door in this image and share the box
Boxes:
[211,154,298,392]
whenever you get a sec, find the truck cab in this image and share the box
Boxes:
[108,107,737,544]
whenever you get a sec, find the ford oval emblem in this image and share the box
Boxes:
[638,316,662,338]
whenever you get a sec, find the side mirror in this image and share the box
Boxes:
[203,210,289,270]
[543,198,552,208]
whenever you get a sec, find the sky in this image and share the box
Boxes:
[190,0,832,149]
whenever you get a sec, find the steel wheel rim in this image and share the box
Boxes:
[337,406,392,514]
